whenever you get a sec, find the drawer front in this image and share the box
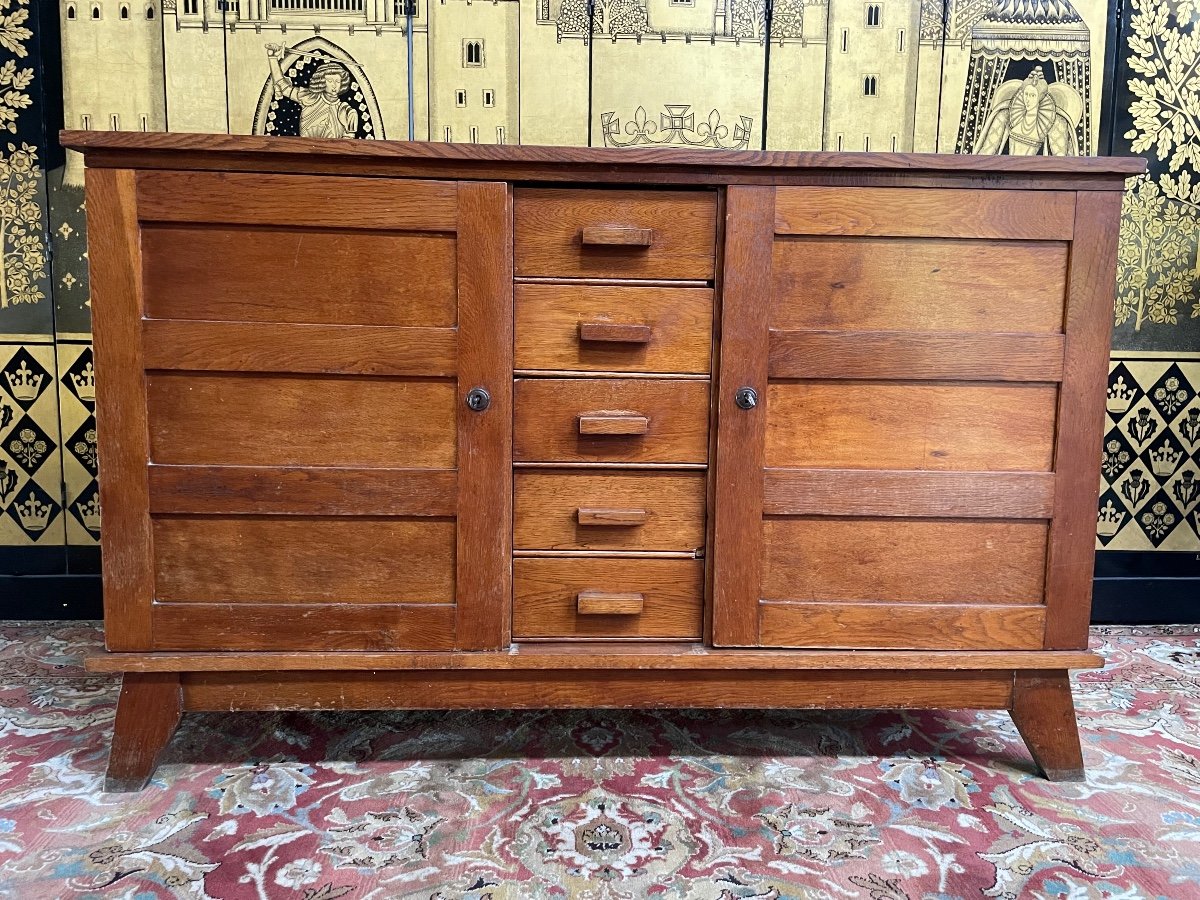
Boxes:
[514,189,718,280]
[515,283,713,374]
[514,378,710,464]
[514,471,706,551]
[513,558,703,639]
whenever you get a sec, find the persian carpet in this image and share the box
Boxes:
[0,622,1198,899]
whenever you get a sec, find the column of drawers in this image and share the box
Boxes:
[510,188,719,640]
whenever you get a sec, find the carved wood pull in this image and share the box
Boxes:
[578,414,650,436]
[577,507,648,527]
[578,322,653,344]
[577,591,645,615]
[580,226,654,247]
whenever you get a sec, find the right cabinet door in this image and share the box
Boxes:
[711,184,1119,651]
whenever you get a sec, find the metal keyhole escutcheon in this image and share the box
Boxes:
[466,387,491,412]
[735,386,758,410]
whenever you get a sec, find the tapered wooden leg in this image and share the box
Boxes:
[105,672,183,792]
[1010,670,1085,782]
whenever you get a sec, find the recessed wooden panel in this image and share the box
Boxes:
[771,237,1068,333]
[761,518,1048,604]
[514,188,717,279]
[514,557,703,639]
[142,226,457,327]
[515,283,713,374]
[514,378,710,464]
[147,373,456,468]
[148,466,458,517]
[514,471,706,551]
[762,469,1056,519]
[758,602,1046,651]
[142,321,458,377]
[768,330,1065,382]
[136,171,459,230]
[764,382,1058,471]
[152,604,458,652]
[152,517,455,604]
[773,187,1076,240]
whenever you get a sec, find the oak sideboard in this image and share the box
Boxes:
[61,131,1144,791]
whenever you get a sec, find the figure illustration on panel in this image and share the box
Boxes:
[255,39,380,140]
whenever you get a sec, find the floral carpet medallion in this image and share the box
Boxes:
[0,623,1198,898]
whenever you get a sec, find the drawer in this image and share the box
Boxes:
[514,471,706,551]
[515,283,713,374]
[514,378,710,464]
[514,188,717,280]
[513,558,703,639]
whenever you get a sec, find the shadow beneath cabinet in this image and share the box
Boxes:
[159,706,1033,776]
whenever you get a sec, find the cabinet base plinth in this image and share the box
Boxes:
[103,666,1089,789]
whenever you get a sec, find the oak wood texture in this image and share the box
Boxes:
[180,669,1016,712]
[105,673,182,792]
[1010,670,1086,780]
[513,557,703,639]
[761,518,1048,605]
[514,378,710,464]
[87,168,154,651]
[87,647,1104,673]
[148,466,458,517]
[577,591,645,615]
[142,320,458,377]
[151,603,457,652]
[152,516,456,605]
[771,238,1068,333]
[146,373,457,469]
[514,188,718,279]
[578,414,651,436]
[1044,191,1125,650]
[581,226,654,246]
[62,130,1146,181]
[453,181,514,650]
[136,170,459,230]
[763,469,1056,519]
[577,507,648,527]
[773,186,1076,239]
[69,135,1134,787]
[710,186,774,647]
[759,603,1047,651]
[764,382,1058,472]
[142,227,457,327]
[515,283,713,374]
[578,322,654,343]
[514,471,706,552]
[768,331,1066,382]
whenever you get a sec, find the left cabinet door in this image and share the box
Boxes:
[88,170,512,652]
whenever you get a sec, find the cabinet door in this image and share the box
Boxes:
[711,185,1119,651]
[89,170,512,652]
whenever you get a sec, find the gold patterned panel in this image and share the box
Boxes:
[0,341,66,548]
[56,341,98,546]
[1099,354,1200,551]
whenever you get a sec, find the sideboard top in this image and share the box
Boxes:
[60,130,1146,188]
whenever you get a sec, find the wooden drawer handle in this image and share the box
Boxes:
[580,226,654,247]
[578,322,653,344]
[577,591,644,615]
[578,414,649,436]
[577,507,647,527]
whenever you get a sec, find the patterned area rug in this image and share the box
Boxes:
[0,623,1198,899]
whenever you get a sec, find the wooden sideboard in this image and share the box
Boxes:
[61,132,1144,791]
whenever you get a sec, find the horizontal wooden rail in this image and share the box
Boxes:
[85,646,1104,673]
[763,469,1056,518]
[148,465,458,517]
[143,319,458,377]
[768,330,1066,382]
